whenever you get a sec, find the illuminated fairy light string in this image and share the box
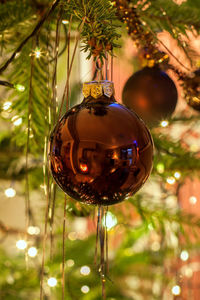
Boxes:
[171,285,181,296]
[28,247,38,257]
[160,120,169,127]
[80,266,91,276]
[16,240,27,250]
[81,285,90,294]
[3,101,12,111]
[180,250,189,261]
[4,187,16,198]
[47,277,57,287]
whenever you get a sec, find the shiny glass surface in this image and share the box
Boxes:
[122,66,178,125]
[49,95,153,206]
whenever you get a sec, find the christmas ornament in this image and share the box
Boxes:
[122,66,178,125]
[182,69,200,111]
[50,80,153,206]
[113,0,169,66]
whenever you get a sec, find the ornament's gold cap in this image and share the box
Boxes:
[82,80,114,99]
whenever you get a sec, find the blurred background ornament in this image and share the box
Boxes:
[50,80,153,206]
[122,66,178,126]
[182,69,200,111]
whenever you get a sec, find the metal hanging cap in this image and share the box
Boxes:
[82,80,114,99]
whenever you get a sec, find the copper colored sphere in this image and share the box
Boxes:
[49,82,153,206]
[122,66,178,126]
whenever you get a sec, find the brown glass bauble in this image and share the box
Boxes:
[184,69,200,111]
[122,66,178,126]
[49,81,153,206]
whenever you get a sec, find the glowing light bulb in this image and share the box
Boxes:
[62,20,69,24]
[160,120,169,127]
[171,285,181,296]
[16,240,27,250]
[15,84,25,92]
[80,266,91,276]
[102,211,117,230]
[28,247,38,257]
[189,196,197,205]
[12,115,22,126]
[166,177,175,185]
[3,101,12,111]
[180,250,189,261]
[66,259,74,267]
[34,47,41,58]
[81,285,90,294]
[4,187,16,198]
[27,226,40,235]
[156,163,165,174]
[47,277,57,287]
[174,171,181,179]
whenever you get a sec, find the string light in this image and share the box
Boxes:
[180,250,189,261]
[80,266,91,276]
[156,163,165,174]
[102,211,117,230]
[171,285,181,296]
[15,84,25,92]
[160,120,169,127]
[3,101,12,111]
[16,240,27,250]
[34,48,41,58]
[28,247,38,257]
[47,277,57,287]
[12,115,22,126]
[166,177,176,185]
[189,196,197,205]
[27,226,40,235]
[62,20,69,24]
[184,267,193,278]
[66,259,75,267]
[4,187,16,198]
[81,285,90,294]
[174,171,181,179]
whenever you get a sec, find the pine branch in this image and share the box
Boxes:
[0,0,60,75]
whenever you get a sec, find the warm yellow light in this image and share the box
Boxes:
[156,163,165,174]
[160,120,169,127]
[15,84,25,92]
[35,49,41,58]
[16,240,27,250]
[47,277,57,287]
[27,226,40,235]
[12,115,22,126]
[180,250,189,261]
[189,196,197,205]
[66,259,74,267]
[62,20,69,24]
[5,187,16,198]
[166,177,175,185]
[3,101,12,111]
[81,285,90,294]
[80,266,91,276]
[28,247,38,257]
[174,171,181,179]
[171,285,181,295]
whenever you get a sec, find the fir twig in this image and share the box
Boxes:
[0,0,60,75]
